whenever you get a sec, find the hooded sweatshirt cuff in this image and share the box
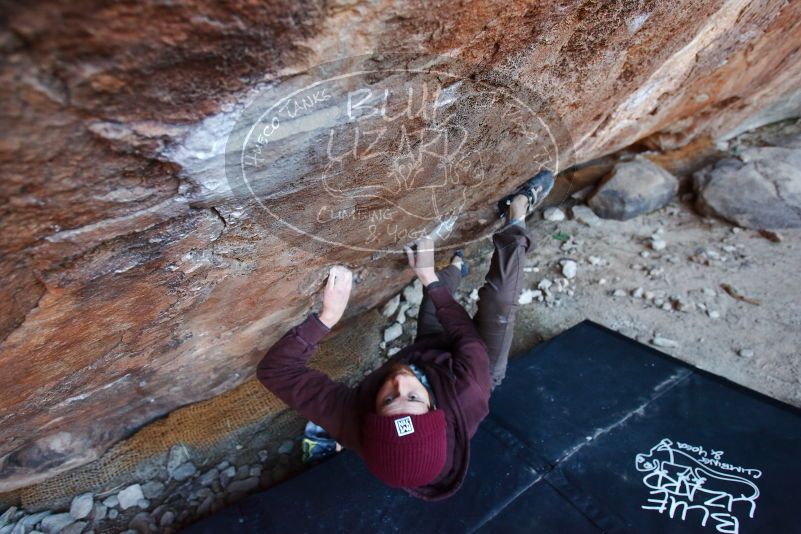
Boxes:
[424,281,451,307]
[296,312,331,346]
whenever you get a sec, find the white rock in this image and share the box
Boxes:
[640,250,651,258]
[166,445,189,476]
[468,289,479,301]
[171,462,196,481]
[543,207,566,221]
[570,205,602,227]
[518,289,536,305]
[650,239,667,251]
[117,484,145,510]
[644,291,654,300]
[387,347,401,356]
[612,289,626,297]
[598,278,607,285]
[651,336,679,348]
[588,256,603,266]
[69,493,94,520]
[561,260,577,279]
[40,513,74,534]
[141,481,164,499]
[402,279,423,306]
[395,302,410,324]
[381,295,400,317]
[91,502,107,521]
[0,507,16,529]
[199,468,219,487]
[220,465,237,487]
[384,323,403,343]
[102,495,119,509]
[20,511,51,529]
[739,348,755,358]
[707,309,720,319]
[537,278,553,291]
[631,287,644,298]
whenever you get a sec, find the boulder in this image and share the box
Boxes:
[588,158,678,220]
[2,0,801,491]
[693,147,801,228]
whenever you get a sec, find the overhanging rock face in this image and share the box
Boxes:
[1,0,800,491]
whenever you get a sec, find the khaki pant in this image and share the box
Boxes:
[415,222,533,390]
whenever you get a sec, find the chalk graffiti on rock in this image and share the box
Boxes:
[635,438,762,534]
[228,55,569,253]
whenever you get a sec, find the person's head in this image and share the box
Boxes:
[360,363,447,488]
[374,363,432,416]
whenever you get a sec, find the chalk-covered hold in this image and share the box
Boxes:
[588,157,678,220]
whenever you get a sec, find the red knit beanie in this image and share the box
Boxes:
[360,410,447,488]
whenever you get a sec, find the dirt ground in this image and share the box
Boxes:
[440,199,801,408]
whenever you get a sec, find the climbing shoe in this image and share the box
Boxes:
[301,421,338,464]
[451,249,469,276]
[497,169,555,219]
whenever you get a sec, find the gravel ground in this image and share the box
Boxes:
[444,199,800,408]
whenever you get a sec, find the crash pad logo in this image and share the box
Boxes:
[635,438,762,534]
[394,416,414,437]
[225,54,569,253]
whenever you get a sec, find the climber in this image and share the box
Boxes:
[257,170,554,500]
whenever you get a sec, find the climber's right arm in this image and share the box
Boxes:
[256,266,356,444]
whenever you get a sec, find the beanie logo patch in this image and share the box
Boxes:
[394,416,415,437]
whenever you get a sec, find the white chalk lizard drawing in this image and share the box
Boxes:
[635,438,762,534]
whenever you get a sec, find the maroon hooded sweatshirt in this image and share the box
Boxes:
[257,281,492,501]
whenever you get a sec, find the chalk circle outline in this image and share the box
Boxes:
[230,54,571,255]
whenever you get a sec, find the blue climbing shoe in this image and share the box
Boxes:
[451,250,469,276]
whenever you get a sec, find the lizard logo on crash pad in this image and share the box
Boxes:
[635,438,762,534]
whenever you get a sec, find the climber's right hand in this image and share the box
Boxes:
[319,265,353,328]
[405,237,439,287]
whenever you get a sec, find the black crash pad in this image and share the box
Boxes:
[186,320,801,534]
